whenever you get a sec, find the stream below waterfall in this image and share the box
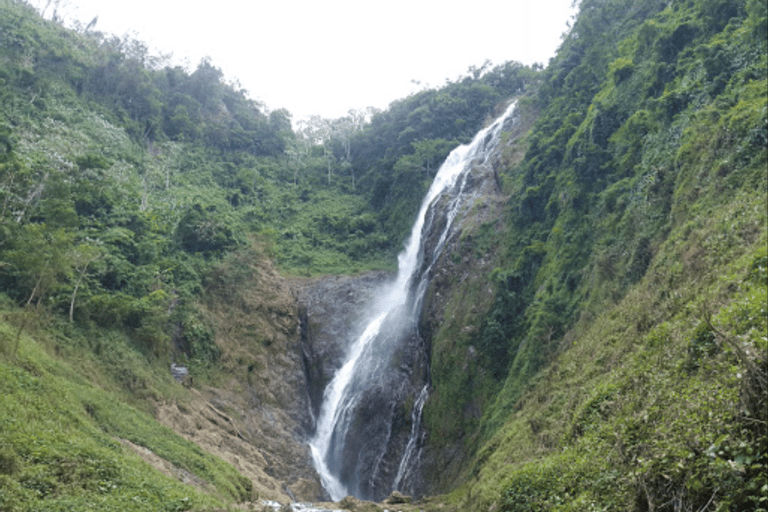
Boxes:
[308,101,519,501]
[260,500,347,512]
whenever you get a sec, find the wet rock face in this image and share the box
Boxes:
[294,272,391,421]
[336,312,428,501]
[417,108,536,496]
[297,273,429,502]
[415,112,519,300]
[418,112,519,277]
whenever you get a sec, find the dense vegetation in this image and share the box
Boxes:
[0,0,765,510]
[420,0,767,509]
[0,0,533,368]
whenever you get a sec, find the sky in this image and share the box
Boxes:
[31,0,577,121]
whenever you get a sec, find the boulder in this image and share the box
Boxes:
[383,491,412,504]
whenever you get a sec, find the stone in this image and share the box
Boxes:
[383,491,412,504]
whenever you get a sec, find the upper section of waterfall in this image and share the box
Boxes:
[396,100,518,298]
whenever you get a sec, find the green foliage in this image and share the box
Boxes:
[176,203,239,256]
[0,319,248,511]
[484,0,765,416]
[422,0,767,508]
[684,321,716,365]
[177,312,220,367]
[274,188,392,274]
[499,454,615,512]
[350,62,540,248]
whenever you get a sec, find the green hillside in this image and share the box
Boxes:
[0,320,252,511]
[420,0,767,509]
[0,0,766,510]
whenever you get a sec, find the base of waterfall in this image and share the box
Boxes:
[259,499,348,512]
[260,492,413,511]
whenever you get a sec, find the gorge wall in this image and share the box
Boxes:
[416,103,537,493]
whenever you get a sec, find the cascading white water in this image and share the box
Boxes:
[309,312,388,500]
[392,383,429,490]
[309,101,518,501]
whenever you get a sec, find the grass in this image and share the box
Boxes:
[0,309,254,512]
[433,187,767,511]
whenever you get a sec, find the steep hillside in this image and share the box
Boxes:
[417,0,767,509]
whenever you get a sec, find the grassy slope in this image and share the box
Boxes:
[0,310,257,511]
[459,194,767,510]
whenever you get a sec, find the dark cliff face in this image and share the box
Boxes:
[296,272,434,500]
[296,271,430,501]
[294,272,391,422]
[335,309,429,500]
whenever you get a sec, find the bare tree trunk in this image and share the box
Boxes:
[70,274,84,322]
[26,277,41,307]
[639,477,655,512]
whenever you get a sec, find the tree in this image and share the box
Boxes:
[186,57,224,109]
[0,139,34,226]
[5,223,72,307]
[286,136,312,185]
[298,115,335,185]
[330,109,369,189]
[68,240,103,321]
[176,204,238,256]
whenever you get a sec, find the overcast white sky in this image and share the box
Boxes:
[31,0,577,121]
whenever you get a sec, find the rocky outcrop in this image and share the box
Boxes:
[173,248,324,501]
[293,271,392,420]
[294,270,432,501]
[333,308,429,500]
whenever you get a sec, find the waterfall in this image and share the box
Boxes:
[392,383,429,490]
[309,101,518,501]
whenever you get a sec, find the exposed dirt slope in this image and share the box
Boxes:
[149,243,395,504]
[172,245,323,502]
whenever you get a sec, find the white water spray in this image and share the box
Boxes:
[309,101,518,501]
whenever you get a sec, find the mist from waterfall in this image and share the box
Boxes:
[309,101,518,501]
